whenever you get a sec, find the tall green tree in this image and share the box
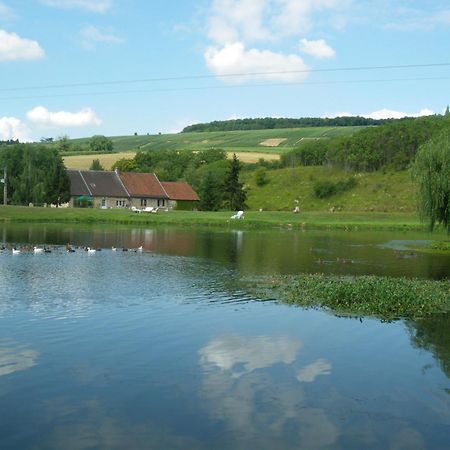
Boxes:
[199,170,222,211]
[413,130,450,232]
[223,153,247,211]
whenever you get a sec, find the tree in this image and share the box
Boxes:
[445,106,450,117]
[89,159,104,171]
[223,153,247,211]
[57,135,71,153]
[89,135,113,153]
[199,170,223,211]
[255,167,268,186]
[112,158,139,172]
[413,130,450,233]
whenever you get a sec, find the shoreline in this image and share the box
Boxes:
[0,205,445,234]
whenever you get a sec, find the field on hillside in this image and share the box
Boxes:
[244,167,417,212]
[69,126,363,154]
[63,151,280,170]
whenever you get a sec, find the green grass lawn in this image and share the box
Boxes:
[244,166,417,212]
[67,126,363,155]
[0,206,427,231]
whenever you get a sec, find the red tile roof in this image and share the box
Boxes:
[119,172,168,198]
[161,182,199,201]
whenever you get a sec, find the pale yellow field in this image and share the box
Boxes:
[259,138,287,147]
[227,152,280,163]
[63,152,137,170]
[64,151,280,170]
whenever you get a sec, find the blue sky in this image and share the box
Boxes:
[0,0,449,141]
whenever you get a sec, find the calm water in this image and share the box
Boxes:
[0,225,449,449]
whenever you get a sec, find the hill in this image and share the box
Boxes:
[244,166,416,212]
[67,126,363,155]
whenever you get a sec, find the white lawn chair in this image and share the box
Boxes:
[231,210,244,220]
[131,206,142,213]
[142,206,154,213]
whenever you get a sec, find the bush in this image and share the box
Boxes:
[313,177,358,199]
[255,168,269,186]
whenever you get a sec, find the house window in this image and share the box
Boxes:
[101,198,106,208]
[158,199,165,207]
[140,198,147,207]
[115,200,126,208]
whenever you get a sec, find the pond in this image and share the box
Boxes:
[0,225,449,449]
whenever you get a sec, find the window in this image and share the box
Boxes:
[101,198,106,207]
[115,200,126,208]
[158,199,165,207]
[140,198,147,207]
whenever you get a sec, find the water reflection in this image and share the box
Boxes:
[297,359,332,383]
[199,334,301,377]
[1,223,449,279]
[0,340,38,376]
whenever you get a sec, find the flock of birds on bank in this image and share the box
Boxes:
[0,244,145,255]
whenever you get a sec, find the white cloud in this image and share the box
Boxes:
[0,2,16,21]
[40,0,112,13]
[80,25,123,49]
[325,108,435,120]
[199,334,301,377]
[207,0,349,44]
[27,106,102,128]
[0,116,32,141]
[207,0,270,44]
[297,359,331,383]
[0,29,45,61]
[204,41,309,83]
[299,38,335,59]
[363,108,435,120]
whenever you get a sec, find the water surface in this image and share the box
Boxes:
[0,225,449,449]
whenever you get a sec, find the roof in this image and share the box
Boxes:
[67,170,92,196]
[119,172,169,198]
[161,182,199,201]
[79,171,129,197]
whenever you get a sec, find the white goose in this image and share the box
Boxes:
[87,247,96,254]
[137,246,143,252]
[111,246,117,252]
[34,246,44,254]
[12,248,21,255]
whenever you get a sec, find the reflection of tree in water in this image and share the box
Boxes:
[407,312,450,378]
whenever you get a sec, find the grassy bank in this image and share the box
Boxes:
[244,166,417,212]
[0,206,433,231]
[245,274,450,319]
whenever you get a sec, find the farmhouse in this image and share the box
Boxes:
[66,169,199,210]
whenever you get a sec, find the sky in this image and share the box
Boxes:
[0,0,449,141]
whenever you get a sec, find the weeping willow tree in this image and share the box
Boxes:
[413,130,450,233]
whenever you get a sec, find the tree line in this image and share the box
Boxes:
[0,143,70,205]
[182,116,413,133]
[281,115,450,172]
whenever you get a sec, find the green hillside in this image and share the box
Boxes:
[69,126,364,154]
[244,167,416,212]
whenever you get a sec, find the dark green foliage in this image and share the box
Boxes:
[199,171,223,211]
[89,159,104,171]
[223,154,247,211]
[413,130,450,233]
[89,135,113,153]
[57,135,72,153]
[255,167,268,186]
[112,158,139,172]
[281,140,329,167]
[0,143,70,205]
[183,116,401,133]
[313,177,357,198]
[281,115,450,172]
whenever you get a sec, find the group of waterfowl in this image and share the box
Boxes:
[0,244,145,255]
